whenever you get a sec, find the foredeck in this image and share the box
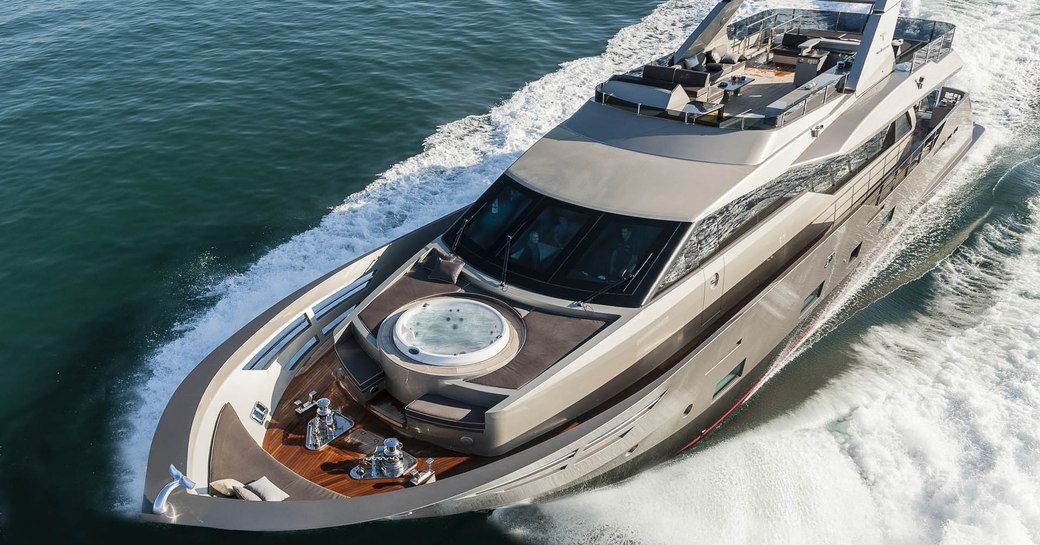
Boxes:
[262,349,487,497]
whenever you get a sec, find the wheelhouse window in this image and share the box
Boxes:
[564,219,665,284]
[461,183,535,250]
[447,175,684,306]
[657,120,902,293]
[509,203,592,274]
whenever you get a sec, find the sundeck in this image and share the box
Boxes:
[141,0,980,531]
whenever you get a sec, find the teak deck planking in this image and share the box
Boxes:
[262,349,486,497]
[722,64,797,115]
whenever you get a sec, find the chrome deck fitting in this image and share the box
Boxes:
[305,398,354,450]
[350,438,418,480]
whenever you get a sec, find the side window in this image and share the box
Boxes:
[713,359,746,398]
[802,282,824,312]
[885,111,914,147]
[849,241,863,262]
[897,111,914,140]
[880,207,896,229]
[852,128,888,172]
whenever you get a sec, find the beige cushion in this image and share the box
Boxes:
[208,478,244,497]
[233,485,262,501]
[246,476,290,502]
[711,44,730,62]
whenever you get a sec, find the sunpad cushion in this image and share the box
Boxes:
[233,485,262,501]
[246,476,290,502]
[209,478,244,497]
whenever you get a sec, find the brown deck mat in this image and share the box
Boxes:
[210,403,345,500]
[468,311,608,389]
[355,266,610,391]
[357,270,461,332]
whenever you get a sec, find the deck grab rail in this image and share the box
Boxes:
[809,92,967,227]
[242,271,375,371]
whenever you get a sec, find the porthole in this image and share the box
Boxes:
[849,242,863,262]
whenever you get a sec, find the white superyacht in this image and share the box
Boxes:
[141,0,980,530]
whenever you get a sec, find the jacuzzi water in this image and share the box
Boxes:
[393,298,510,366]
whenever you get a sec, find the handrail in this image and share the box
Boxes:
[906,27,955,72]
[809,93,967,226]
[241,270,376,371]
[727,9,956,51]
[776,75,847,127]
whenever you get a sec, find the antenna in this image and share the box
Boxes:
[499,235,513,290]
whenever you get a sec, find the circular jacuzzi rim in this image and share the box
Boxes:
[392,297,510,366]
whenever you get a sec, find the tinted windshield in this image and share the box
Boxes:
[509,203,592,274]
[564,219,664,283]
[461,183,534,251]
[448,176,684,306]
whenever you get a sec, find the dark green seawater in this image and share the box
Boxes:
[2,0,1039,543]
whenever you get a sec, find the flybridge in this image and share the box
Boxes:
[594,0,955,130]
[672,0,914,93]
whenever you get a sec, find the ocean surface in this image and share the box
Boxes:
[1,0,1038,543]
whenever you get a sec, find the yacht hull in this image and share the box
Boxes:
[141,87,979,529]
[403,95,982,520]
